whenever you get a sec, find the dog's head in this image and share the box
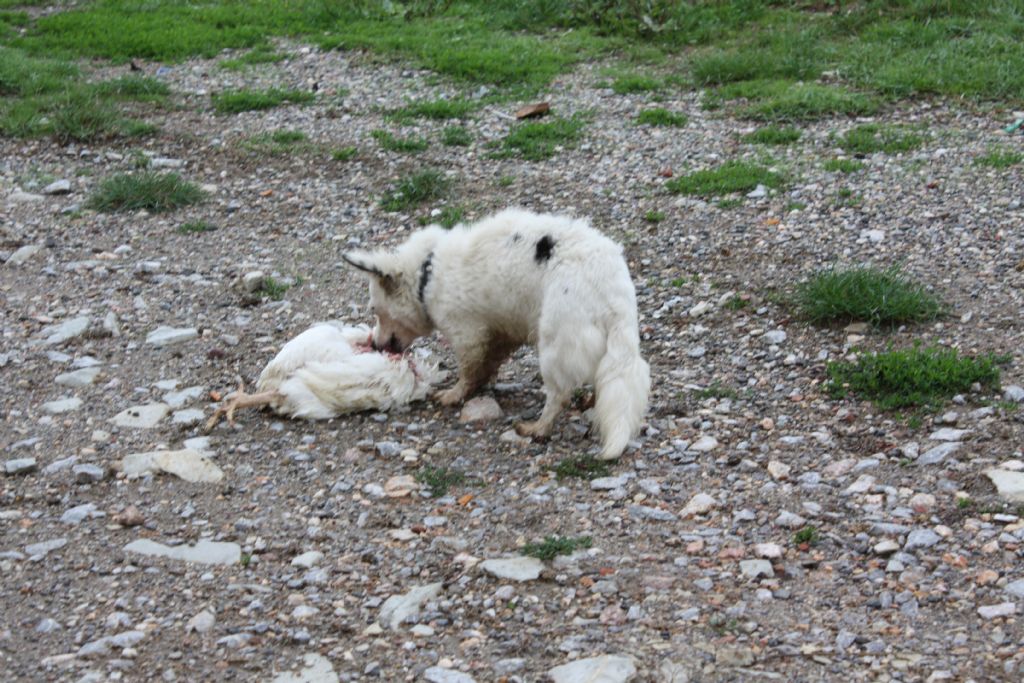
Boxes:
[343,226,445,353]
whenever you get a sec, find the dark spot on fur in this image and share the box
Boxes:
[535,235,555,263]
[511,233,522,243]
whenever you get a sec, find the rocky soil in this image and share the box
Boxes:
[3,42,1024,683]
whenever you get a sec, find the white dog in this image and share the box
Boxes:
[344,208,650,460]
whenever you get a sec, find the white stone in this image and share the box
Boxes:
[762,329,786,344]
[384,474,418,497]
[689,436,718,452]
[928,428,969,442]
[291,551,324,569]
[985,469,1024,503]
[688,301,712,317]
[151,157,184,168]
[746,184,767,198]
[977,602,1015,619]
[55,366,101,387]
[766,461,790,480]
[163,385,205,408]
[591,474,632,490]
[110,403,170,428]
[8,190,43,203]
[186,609,216,633]
[480,556,544,582]
[681,492,716,517]
[4,457,37,475]
[146,326,198,347]
[124,539,241,565]
[121,448,223,483]
[41,316,91,345]
[904,528,941,550]
[172,409,205,426]
[1004,579,1024,598]
[548,655,637,683]
[917,442,960,466]
[753,543,783,559]
[378,582,443,629]
[459,396,503,424]
[41,397,82,414]
[774,511,806,528]
[25,538,67,557]
[739,559,774,579]
[844,474,875,495]
[43,179,72,194]
[292,605,319,620]
[271,653,340,683]
[423,668,476,683]
[6,244,43,265]
[873,540,900,556]
[1003,385,1024,403]
[61,503,99,524]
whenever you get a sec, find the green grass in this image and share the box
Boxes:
[93,75,170,101]
[441,125,472,147]
[241,129,312,155]
[87,172,204,213]
[724,295,748,311]
[611,73,662,95]
[550,454,611,481]
[826,346,1003,411]
[743,125,800,145]
[212,87,314,114]
[636,108,688,127]
[795,266,943,328]
[838,124,924,155]
[435,205,464,229]
[381,169,450,212]
[219,47,287,70]
[793,526,820,546]
[974,148,1024,169]
[331,146,358,161]
[415,465,466,498]
[371,129,429,153]
[695,382,738,400]
[824,158,864,173]
[644,210,665,223]
[177,219,216,234]
[492,115,587,161]
[497,174,515,187]
[257,276,290,301]
[522,535,593,561]
[387,98,476,122]
[702,79,880,122]
[666,160,783,197]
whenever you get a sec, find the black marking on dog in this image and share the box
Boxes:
[535,235,555,263]
[418,252,434,304]
[511,232,522,243]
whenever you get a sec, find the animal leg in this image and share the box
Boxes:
[516,384,570,438]
[204,384,280,431]
[435,335,499,406]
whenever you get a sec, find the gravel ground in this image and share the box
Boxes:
[3,43,1024,683]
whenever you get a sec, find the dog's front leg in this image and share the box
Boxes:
[435,341,488,406]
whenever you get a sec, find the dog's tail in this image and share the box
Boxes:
[594,314,650,460]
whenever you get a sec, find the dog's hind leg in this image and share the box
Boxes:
[516,383,570,438]
[436,333,518,406]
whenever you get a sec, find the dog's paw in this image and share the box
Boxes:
[515,420,550,440]
[435,387,465,406]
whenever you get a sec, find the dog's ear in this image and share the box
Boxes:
[343,251,398,294]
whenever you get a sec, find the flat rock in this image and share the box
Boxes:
[766,460,790,480]
[985,469,1024,503]
[25,538,67,557]
[1004,579,1024,598]
[689,436,718,452]
[459,396,503,424]
[591,474,632,490]
[73,463,107,483]
[977,602,1015,619]
[917,442,960,465]
[42,179,72,195]
[753,543,783,559]
[8,190,43,203]
[628,504,677,522]
[480,556,544,582]
[146,326,198,347]
[55,366,102,387]
[1003,385,1024,403]
[163,385,204,408]
[124,538,241,565]
[186,609,216,634]
[109,403,170,428]
[121,448,223,483]
[548,654,637,683]
[172,408,205,426]
[40,316,91,346]
[41,397,82,414]
[423,667,476,683]
[272,653,339,683]
[904,528,941,550]
[739,559,774,579]
[928,428,969,441]
[681,492,716,517]
[292,551,324,568]
[378,582,443,629]
[6,244,43,266]
[4,457,37,475]
[775,511,806,528]
[61,503,99,524]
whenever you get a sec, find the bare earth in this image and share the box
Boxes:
[2,43,1024,682]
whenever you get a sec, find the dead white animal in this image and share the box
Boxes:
[206,322,445,429]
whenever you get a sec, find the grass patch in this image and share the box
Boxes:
[219,47,287,70]
[724,295,748,311]
[666,160,783,197]
[611,73,662,95]
[331,146,358,161]
[522,535,592,561]
[87,172,204,213]
[974,148,1024,169]
[415,465,466,498]
[177,219,216,234]
[441,125,472,147]
[550,454,611,481]
[793,526,820,546]
[241,129,311,155]
[256,276,290,301]
[371,129,429,153]
[743,125,800,145]
[823,158,864,173]
[826,346,1003,411]
[795,266,943,328]
[696,382,738,400]
[492,115,586,161]
[636,108,687,127]
[93,75,170,101]
[497,174,515,187]
[380,169,450,212]
[703,79,879,121]
[387,98,476,122]
[212,87,313,114]
[434,206,465,229]
[644,210,665,223]
[838,124,924,155]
